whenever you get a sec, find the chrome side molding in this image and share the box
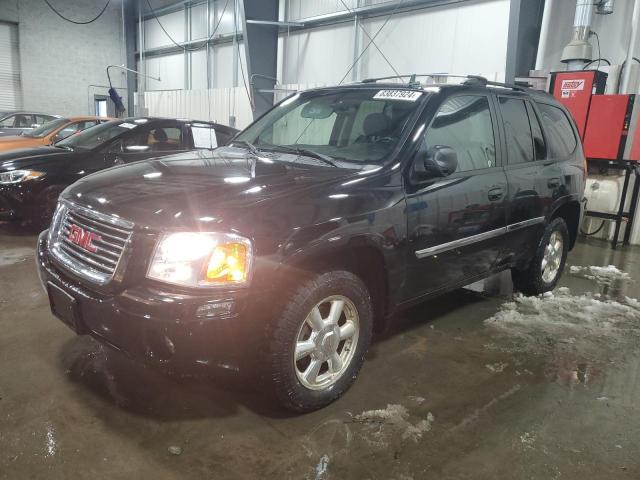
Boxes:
[415,216,546,259]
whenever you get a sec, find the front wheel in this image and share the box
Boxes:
[511,217,569,295]
[30,186,64,232]
[266,271,373,412]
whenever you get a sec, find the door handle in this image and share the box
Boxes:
[488,187,504,201]
[548,177,561,188]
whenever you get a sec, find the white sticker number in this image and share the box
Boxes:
[373,90,423,102]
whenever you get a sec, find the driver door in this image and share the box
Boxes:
[104,122,189,167]
[404,93,508,300]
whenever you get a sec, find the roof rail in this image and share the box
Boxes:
[360,73,528,92]
[462,75,527,91]
[361,73,470,86]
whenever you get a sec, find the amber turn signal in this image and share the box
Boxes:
[205,242,249,283]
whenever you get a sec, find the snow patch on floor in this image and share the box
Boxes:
[520,431,536,450]
[484,288,640,357]
[569,264,631,285]
[354,404,435,443]
[485,362,508,373]
[0,247,34,267]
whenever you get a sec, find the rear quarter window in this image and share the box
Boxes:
[537,103,577,158]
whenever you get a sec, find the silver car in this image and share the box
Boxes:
[0,111,60,137]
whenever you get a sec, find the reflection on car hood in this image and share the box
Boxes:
[0,147,74,170]
[63,147,366,230]
[0,135,48,153]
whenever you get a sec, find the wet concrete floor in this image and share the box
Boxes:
[1,223,640,479]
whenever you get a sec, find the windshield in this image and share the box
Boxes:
[235,88,424,163]
[24,118,69,138]
[56,120,137,150]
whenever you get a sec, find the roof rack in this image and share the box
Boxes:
[462,75,527,91]
[360,73,528,92]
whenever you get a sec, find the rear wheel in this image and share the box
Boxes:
[266,271,373,412]
[511,217,569,295]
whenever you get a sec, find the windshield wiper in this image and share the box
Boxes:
[267,145,338,167]
[231,140,259,156]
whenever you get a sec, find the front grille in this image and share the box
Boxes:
[49,202,134,285]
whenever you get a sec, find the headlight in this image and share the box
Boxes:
[147,232,253,288]
[0,170,45,184]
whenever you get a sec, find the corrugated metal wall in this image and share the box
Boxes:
[142,0,511,127]
[142,86,253,128]
[0,21,22,110]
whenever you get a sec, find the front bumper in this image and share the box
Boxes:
[37,231,269,373]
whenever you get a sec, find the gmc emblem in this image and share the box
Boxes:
[67,224,101,253]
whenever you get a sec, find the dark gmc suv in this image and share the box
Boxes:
[36,75,586,412]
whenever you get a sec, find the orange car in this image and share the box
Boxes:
[0,116,113,152]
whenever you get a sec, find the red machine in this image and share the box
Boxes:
[549,70,640,249]
[549,70,607,139]
[583,94,634,160]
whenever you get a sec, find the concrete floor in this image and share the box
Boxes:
[1,224,640,480]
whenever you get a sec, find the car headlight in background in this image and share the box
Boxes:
[147,232,253,288]
[0,170,45,184]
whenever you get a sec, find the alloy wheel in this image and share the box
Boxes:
[294,295,360,390]
[541,230,563,283]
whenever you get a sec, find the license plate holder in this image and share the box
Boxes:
[47,282,80,333]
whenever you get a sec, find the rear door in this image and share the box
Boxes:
[404,93,508,299]
[497,95,565,267]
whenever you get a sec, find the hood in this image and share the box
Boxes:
[0,146,77,171]
[62,147,367,230]
[0,135,47,152]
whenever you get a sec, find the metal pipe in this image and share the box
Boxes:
[106,65,160,87]
[206,0,211,89]
[534,0,553,70]
[139,3,146,114]
[561,0,594,67]
[621,0,640,92]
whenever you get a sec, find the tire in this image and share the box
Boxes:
[511,217,569,295]
[30,186,64,232]
[266,270,373,412]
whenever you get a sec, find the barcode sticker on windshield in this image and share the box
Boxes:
[119,122,136,129]
[373,90,422,102]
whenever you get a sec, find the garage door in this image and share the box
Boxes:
[0,22,22,110]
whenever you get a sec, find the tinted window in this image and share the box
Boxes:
[537,103,577,158]
[56,122,86,141]
[498,97,534,164]
[36,115,54,124]
[526,102,546,160]
[123,126,184,153]
[216,130,234,146]
[24,118,69,138]
[424,95,496,172]
[58,121,140,150]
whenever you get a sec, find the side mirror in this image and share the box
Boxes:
[413,145,458,179]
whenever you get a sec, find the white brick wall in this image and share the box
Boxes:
[0,0,126,117]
